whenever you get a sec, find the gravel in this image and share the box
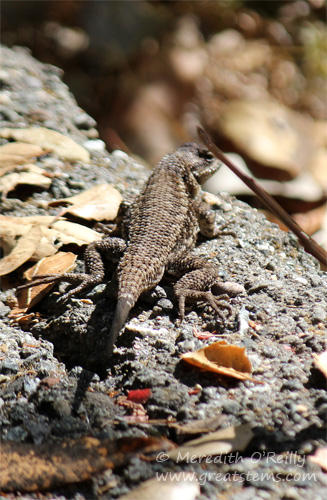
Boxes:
[0,45,326,500]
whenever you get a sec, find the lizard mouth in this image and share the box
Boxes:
[196,158,222,185]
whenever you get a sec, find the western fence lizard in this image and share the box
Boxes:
[19,143,235,364]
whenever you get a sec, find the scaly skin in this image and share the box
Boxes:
[18,143,234,364]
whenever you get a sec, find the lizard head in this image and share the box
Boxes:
[178,143,221,184]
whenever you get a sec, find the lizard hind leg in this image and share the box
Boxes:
[17,237,127,301]
[171,258,232,323]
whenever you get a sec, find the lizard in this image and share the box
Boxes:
[18,143,235,364]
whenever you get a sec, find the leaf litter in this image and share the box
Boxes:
[13,251,77,314]
[181,340,262,383]
[48,183,123,221]
[0,127,90,163]
[0,215,102,275]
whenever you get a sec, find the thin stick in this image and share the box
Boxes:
[198,126,327,266]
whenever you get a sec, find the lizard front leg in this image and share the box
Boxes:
[17,237,126,301]
[168,255,232,323]
[193,199,236,238]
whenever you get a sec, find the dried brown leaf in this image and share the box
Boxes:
[0,142,45,175]
[168,423,253,461]
[15,252,77,312]
[313,351,327,378]
[49,220,103,246]
[0,164,52,195]
[49,184,123,221]
[0,216,102,264]
[0,127,90,163]
[0,225,42,276]
[181,340,260,383]
[0,436,173,492]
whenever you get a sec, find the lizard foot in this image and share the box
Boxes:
[177,290,232,323]
[17,272,104,301]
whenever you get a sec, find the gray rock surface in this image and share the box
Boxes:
[0,45,326,499]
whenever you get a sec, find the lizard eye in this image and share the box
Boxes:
[198,148,214,162]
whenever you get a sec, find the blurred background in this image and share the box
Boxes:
[1,0,326,246]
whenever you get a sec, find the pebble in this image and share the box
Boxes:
[311,306,326,323]
[265,261,275,271]
[201,387,217,402]
[0,106,21,121]
[1,359,20,374]
[83,139,106,152]
[222,400,241,415]
[5,426,29,442]
[177,340,196,352]
[0,91,12,104]
[156,298,174,310]
[24,377,40,397]
[221,202,232,212]
[317,403,327,418]
[237,306,250,335]
[25,76,43,88]
[112,149,130,160]
[294,276,308,285]
[74,112,96,129]
[0,69,11,84]
[256,243,275,255]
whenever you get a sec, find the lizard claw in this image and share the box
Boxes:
[207,293,233,321]
[176,290,232,325]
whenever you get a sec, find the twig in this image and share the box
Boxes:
[198,126,327,266]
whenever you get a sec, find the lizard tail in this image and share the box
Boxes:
[106,296,133,360]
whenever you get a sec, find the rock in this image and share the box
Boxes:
[0,44,326,500]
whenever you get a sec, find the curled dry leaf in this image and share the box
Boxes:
[0,164,52,196]
[313,351,327,378]
[168,423,253,462]
[181,340,261,383]
[0,127,90,163]
[14,252,77,313]
[48,184,123,221]
[0,141,45,175]
[51,220,102,246]
[0,215,102,272]
[117,474,200,500]
[0,436,173,492]
[0,224,42,277]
